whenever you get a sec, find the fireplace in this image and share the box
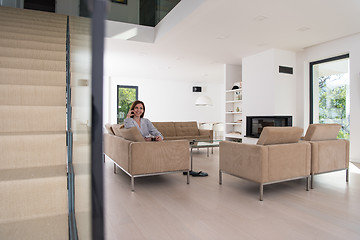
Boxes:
[246,116,292,138]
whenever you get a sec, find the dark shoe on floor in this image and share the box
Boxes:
[190,171,208,177]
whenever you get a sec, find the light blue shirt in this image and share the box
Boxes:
[124,118,164,140]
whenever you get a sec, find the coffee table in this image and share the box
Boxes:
[188,139,222,176]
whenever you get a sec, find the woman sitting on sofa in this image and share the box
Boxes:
[124,100,163,141]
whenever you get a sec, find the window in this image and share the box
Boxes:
[310,54,350,139]
[117,85,138,124]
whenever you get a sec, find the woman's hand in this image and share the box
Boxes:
[126,109,134,118]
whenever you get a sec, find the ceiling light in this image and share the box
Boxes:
[195,96,213,106]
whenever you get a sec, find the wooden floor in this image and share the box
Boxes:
[104,148,360,240]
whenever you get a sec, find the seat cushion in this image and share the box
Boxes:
[114,127,145,142]
[152,122,176,137]
[174,122,200,137]
[304,123,341,141]
[257,127,303,145]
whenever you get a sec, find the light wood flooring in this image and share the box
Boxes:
[104,148,360,240]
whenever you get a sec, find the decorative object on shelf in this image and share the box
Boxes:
[195,96,213,106]
[232,85,239,90]
[235,91,242,100]
[236,107,240,112]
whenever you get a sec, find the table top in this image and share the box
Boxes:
[189,139,223,148]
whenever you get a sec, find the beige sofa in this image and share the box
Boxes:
[304,123,350,188]
[219,127,311,201]
[152,121,213,141]
[104,124,190,191]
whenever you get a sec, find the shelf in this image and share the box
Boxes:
[226,112,242,114]
[225,122,242,125]
[226,89,242,93]
[226,100,242,103]
[225,133,242,139]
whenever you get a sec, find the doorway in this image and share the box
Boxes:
[310,54,350,139]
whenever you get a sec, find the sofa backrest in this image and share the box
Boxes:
[152,122,176,137]
[174,122,200,137]
[304,123,341,141]
[257,126,303,145]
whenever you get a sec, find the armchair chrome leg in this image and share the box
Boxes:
[131,176,135,192]
[306,176,310,191]
[346,168,349,182]
[259,184,263,201]
[311,173,314,189]
[113,163,116,174]
[187,171,190,184]
[219,170,222,185]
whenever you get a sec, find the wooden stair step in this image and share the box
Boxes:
[0,31,65,44]
[0,38,65,52]
[0,25,65,39]
[0,56,66,71]
[0,165,67,223]
[0,105,66,133]
[0,85,66,106]
[0,133,66,170]
[0,68,65,86]
[0,214,68,240]
[0,46,65,61]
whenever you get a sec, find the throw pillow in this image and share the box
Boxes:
[118,127,145,142]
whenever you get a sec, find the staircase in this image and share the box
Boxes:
[0,6,69,239]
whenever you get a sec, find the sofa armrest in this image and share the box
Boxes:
[310,139,349,174]
[104,133,131,172]
[129,140,190,175]
[199,129,213,140]
[219,141,268,183]
[266,142,311,182]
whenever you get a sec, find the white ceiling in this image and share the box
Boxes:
[104,0,360,83]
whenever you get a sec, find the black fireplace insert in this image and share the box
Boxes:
[246,116,292,138]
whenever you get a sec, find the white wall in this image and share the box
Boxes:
[242,49,297,136]
[103,75,224,125]
[296,33,360,163]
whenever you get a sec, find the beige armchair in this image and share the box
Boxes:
[219,127,311,201]
[304,124,349,188]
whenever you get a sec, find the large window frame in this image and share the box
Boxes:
[309,53,350,137]
[117,85,138,124]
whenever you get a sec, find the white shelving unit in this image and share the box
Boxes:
[224,64,242,142]
[225,88,243,141]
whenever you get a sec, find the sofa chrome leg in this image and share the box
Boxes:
[219,170,222,185]
[113,163,116,174]
[259,184,263,201]
[187,171,190,184]
[131,176,135,192]
[306,176,310,191]
[310,173,314,189]
[346,168,349,182]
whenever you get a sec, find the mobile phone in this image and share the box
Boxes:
[130,111,134,118]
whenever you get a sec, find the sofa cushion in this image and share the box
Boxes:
[152,122,176,137]
[174,122,200,137]
[105,124,115,135]
[304,123,341,141]
[257,127,303,145]
[116,127,145,142]
[111,124,125,136]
